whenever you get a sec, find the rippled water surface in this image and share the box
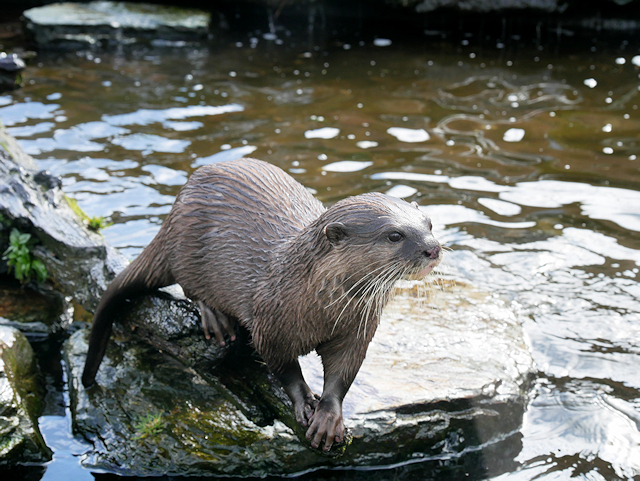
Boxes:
[2,31,640,480]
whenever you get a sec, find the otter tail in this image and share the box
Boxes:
[82,233,174,387]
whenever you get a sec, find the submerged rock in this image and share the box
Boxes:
[0,53,25,93]
[22,2,211,49]
[0,326,52,466]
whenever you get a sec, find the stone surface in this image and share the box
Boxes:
[1,136,127,312]
[0,122,36,170]
[0,278,67,341]
[63,280,534,476]
[64,330,318,477]
[0,326,52,466]
[301,280,533,419]
[22,2,211,49]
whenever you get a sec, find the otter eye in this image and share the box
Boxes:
[387,231,403,243]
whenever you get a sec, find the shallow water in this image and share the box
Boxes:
[2,29,640,480]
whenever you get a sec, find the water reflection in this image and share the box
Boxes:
[436,76,582,116]
[498,379,640,480]
[2,33,640,479]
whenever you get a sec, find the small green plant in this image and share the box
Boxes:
[86,215,112,232]
[64,195,111,232]
[2,228,48,284]
[133,412,165,440]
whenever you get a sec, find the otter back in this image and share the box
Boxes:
[163,158,325,324]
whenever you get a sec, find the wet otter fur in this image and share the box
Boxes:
[82,157,442,451]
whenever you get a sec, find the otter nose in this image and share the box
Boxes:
[424,245,441,260]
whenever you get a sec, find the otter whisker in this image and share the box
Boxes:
[331,262,395,318]
[356,264,398,315]
[325,262,397,310]
[362,278,392,336]
[357,264,404,339]
[331,261,399,335]
[358,273,390,336]
[327,265,389,310]
[347,263,396,337]
[355,264,396,309]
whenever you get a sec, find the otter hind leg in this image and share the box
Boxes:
[197,301,236,346]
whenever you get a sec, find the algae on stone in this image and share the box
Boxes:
[64,329,317,477]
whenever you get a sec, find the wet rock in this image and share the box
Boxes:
[65,330,319,477]
[0,125,37,171]
[293,280,534,467]
[0,125,229,370]
[0,278,67,341]
[1,130,126,310]
[116,290,232,375]
[0,54,25,73]
[303,279,534,410]
[0,53,25,93]
[63,280,534,476]
[22,2,211,50]
[0,326,52,466]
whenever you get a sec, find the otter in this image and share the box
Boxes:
[82,157,442,451]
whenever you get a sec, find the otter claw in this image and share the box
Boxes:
[296,394,319,427]
[198,302,236,346]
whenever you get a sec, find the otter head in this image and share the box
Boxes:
[321,192,442,283]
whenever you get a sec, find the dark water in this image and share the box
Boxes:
[2,28,640,480]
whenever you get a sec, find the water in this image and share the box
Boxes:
[1,28,640,480]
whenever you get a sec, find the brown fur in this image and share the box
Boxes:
[83,157,442,451]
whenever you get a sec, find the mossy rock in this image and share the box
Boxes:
[0,326,51,466]
[64,329,323,477]
[64,280,534,477]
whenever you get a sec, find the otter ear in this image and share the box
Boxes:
[411,201,420,209]
[324,222,348,245]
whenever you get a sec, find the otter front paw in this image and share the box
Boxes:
[197,301,236,346]
[305,397,345,452]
